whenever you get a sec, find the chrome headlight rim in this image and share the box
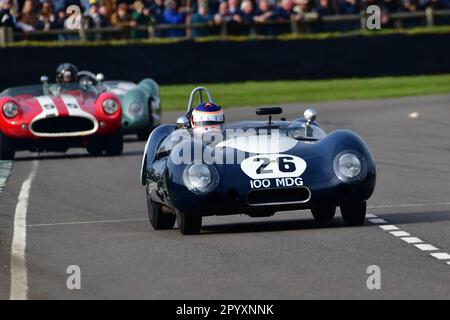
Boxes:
[102,98,119,115]
[127,100,145,118]
[183,163,219,195]
[2,101,19,119]
[333,150,367,183]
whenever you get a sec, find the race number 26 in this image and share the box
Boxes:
[241,154,307,179]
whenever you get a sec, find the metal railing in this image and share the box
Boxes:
[1,8,450,45]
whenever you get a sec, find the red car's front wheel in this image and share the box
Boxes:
[0,131,15,160]
[86,129,123,157]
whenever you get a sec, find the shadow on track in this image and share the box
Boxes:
[200,210,450,234]
[201,218,348,235]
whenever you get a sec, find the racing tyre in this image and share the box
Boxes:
[340,201,367,226]
[86,142,103,156]
[146,189,175,230]
[311,204,336,221]
[0,132,15,160]
[137,125,152,141]
[176,210,202,235]
[104,130,123,156]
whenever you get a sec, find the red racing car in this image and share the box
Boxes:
[0,75,123,160]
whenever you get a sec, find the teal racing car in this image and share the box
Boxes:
[77,71,161,140]
[104,79,161,140]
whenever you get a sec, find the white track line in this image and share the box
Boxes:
[401,237,423,244]
[379,225,399,231]
[367,213,450,266]
[10,160,38,300]
[414,244,438,251]
[390,231,410,237]
[408,112,419,119]
[430,253,450,260]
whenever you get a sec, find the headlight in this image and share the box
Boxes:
[128,101,144,117]
[333,152,365,182]
[183,163,219,194]
[102,99,119,115]
[2,102,19,119]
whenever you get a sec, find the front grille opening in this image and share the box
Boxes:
[247,187,310,206]
[32,117,94,134]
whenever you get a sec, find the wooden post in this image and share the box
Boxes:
[220,20,227,37]
[290,15,299,35]
[0,27,13,46]
[0,27,5,46]
[360,10,366,31]
[148,25,155,39]
[425,7,434,27]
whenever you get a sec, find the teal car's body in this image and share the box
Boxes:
[104,79,161,140]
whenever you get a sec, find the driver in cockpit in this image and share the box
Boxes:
[191,102,224,128]
[55,63,79,84]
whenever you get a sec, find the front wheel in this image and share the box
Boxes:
[311,204,336,221]
[104,130,123,156]
[176,209,202,235]
[0,131,15,160]
[340,201,367,226]
[146,189,175,230]
[86,141,103,156]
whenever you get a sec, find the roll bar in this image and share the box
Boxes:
[186,87,214,115]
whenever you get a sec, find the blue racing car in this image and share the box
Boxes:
[140,87,376,235]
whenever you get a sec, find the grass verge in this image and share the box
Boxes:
[160,74,450,110]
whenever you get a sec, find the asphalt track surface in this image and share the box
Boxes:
[0,94,449,299]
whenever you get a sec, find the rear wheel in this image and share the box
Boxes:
[341,201,367,226]
[176,209,202,235]
[104,130,123,156]
[0,131,15,160]
[311,204,336,221]
[146,189,175,230]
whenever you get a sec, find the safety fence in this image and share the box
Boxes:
[1,8,450,45]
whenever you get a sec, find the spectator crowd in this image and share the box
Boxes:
[1,0,450,39]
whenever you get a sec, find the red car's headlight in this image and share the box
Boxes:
[102,99,119,115]
[2,102,19,119]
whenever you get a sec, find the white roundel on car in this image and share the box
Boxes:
[216,135,298,154]
[241,154,307,179]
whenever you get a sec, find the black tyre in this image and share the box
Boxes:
[104,130,123,156]
[136,126,151,141]
[340,201,367,226]
[0,131,15,160]
[176,209,202,235]
[86,141,104,156]
[311,204,336,221]
[146,189,175,230]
